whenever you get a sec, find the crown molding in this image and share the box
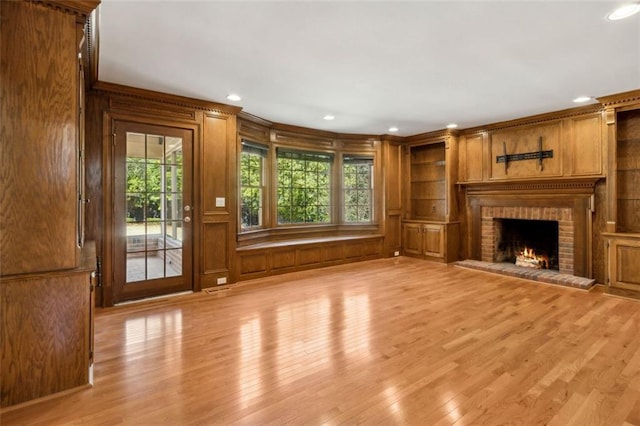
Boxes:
[91,81,242,115]
[597,89,640,109]
[460,104,603,136]
[37,0,100,23]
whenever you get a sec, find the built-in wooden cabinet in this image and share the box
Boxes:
[600,92,640,293]
[402,131,459,263]
[0,0,99,407]
[408,142,447,220]
[604,233,640,293]
[616,109,640,233]
[402,221,459,262]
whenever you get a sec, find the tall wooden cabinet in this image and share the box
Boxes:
[402,131,460,262]
[0,0,99,407]
[602,92,640,294]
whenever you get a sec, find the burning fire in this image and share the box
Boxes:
[521,247,536,258]
[516,246,550,269]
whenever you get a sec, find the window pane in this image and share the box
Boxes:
[240,150,264,230]
[343,157,373,223]
[276,149,331,224]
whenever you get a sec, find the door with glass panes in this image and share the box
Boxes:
[113,122,193,302]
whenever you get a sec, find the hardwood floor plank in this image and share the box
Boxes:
[2,257,640,425]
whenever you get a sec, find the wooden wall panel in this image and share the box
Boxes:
[299,247,321,265]
[203,114,231,214]
[1,271,91,407]
[489,122,562,180]
[619,246,640,285]
[344,242,364,258]
[592,180,607,284]
[203,222,227,273]
[570,114,603,175]
[0,1,79,275]
[323,244,343,262]
[384,141,402,211]
[239,252,267,275]
[383,140,403,257]
[362,239,382,256]
[463,134,484,181]
[236,237,383,281]
[238,117,270,143]
[272,250,296,270]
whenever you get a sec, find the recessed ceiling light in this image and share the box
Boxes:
[388,126,399,132]
[226,94,241,102]
[573,96,592,103]
[446,123,458,129]
[323,115,335,121]
[607,3,640,20]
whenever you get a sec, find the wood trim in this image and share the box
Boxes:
[460,104,603,135]
[404,128,459,144]
[597,89,640,109]
[271,128,336,148]
[82,8,99,88]
[238,116,271,143]
[461,177,601,194]
[37,0,100,22]
[92,81,242,115]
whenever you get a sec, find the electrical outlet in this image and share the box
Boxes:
[216,277,227,285]
[394,251,400,256]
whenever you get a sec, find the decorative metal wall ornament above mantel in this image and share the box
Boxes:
[496,136,553,173]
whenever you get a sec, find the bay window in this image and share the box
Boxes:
[238,139,378,235]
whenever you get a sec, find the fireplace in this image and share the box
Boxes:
[465,179,598,279]
[494,218,559,270]
[480,205,574,275]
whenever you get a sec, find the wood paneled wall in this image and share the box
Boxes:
[1,254,94,407]
[201,113,237,288]
[85,82,240,304]
[236,236,383,280]
[1,1,98,407]
[458,106,605,184]
[0,1,80,275]
[382,137,403,257]
[456,105,609,281]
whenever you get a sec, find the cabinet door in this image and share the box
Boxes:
[609,237,640,292]
[423,224,444,258]
[403,224,423,256]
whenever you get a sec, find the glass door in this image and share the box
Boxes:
[113,122,193,303]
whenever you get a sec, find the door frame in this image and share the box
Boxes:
[101,112,202,306]
[113,121,194,303]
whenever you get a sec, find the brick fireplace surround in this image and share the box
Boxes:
[464,179,599,280]
[481,206,574,275]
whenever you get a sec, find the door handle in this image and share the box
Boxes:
[184,216,191,223]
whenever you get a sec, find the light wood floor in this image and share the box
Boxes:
[3,257,640,425]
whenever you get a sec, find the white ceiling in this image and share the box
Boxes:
[98,1,640,136]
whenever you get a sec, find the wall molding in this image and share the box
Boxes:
[92,81,241,115]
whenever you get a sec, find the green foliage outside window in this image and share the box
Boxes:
[126,158,162,222]
[126,151,182,223]
[343,158,373,222]
[240,150,263,229]
[277,150,331,224]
